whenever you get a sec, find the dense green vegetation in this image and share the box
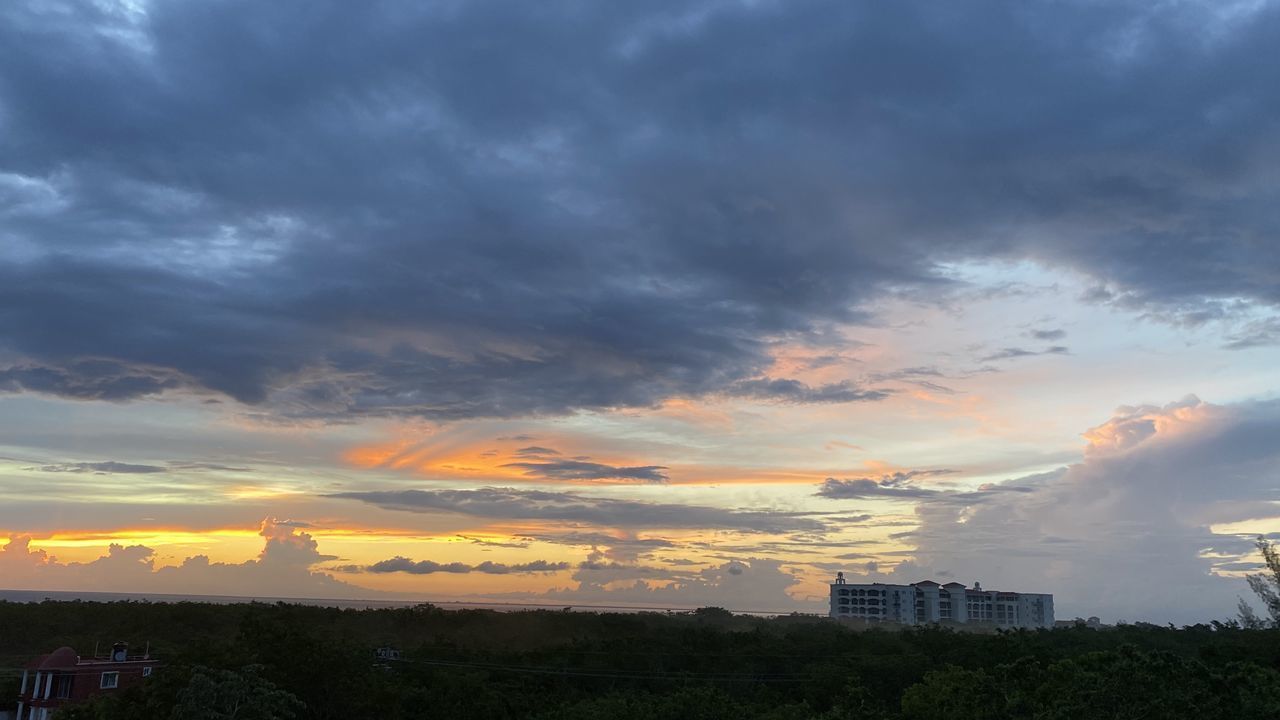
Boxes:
[4,600,1280,719]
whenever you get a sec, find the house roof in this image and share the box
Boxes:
[25,646,158,670]
[37,647,79,670]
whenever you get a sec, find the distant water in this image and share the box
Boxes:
[0,588,798,616]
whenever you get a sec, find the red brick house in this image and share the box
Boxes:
[16,643,159,720]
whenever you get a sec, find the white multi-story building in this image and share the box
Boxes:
[828,573,1054,628]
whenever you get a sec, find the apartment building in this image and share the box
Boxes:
[829,573,1054,628]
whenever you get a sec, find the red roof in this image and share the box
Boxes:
[24,646,157,674]
[38,647,79,670]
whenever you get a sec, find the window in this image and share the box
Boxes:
[100,672,119,689]
[143,667,153,678]
[55,675,73,699]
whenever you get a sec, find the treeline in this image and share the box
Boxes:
[3,601,1280,719]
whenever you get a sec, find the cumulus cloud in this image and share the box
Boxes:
[2,0,1279,419]
[530,558,804,612]
[893,397,1280,623]
[328,487,827,533]
[0,518,364,599]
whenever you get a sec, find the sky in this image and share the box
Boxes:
[2,0,1280,624]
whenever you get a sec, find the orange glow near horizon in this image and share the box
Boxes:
[341,432,940,486]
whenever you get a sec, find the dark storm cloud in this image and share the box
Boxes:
[502,459,669,483]
[3,0,1280,419]
[0,361,184,402]
[328,487,826,533]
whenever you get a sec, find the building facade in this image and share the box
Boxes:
[829,574,1054,628]
[16,644,159,720]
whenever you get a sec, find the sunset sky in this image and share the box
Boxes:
[3,0,1280,624]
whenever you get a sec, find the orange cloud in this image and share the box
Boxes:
[1081,396,1218,456]
[344,430,677,484]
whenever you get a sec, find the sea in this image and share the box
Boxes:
[0,588,799,617]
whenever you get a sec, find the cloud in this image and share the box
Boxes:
[1224,317,1280,350]
[895,397,1280,623]
[979,346,1070,362]
[168,462,254,472]
[524,531,678,563]
[328,487,827,533]
[457,534,533,549]
[20,460,255,475]
[351,556,569,575]
[0,360,184,402]
[0,518,365,599]
[817,470,959,499]
[27,461,166,474]
[726,378,891,404]
[501,459,669,483]
[1029,328,1067,341]
[529,558,805,612]
[512,446,560,457]
[865,367,964,394]
[868,367,946,382]
[3,1,1279,419]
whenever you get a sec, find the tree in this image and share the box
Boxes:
[1239,536,1280,628]
[171,665,302,720]
[900,665,1012,720]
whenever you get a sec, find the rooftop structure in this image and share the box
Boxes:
[829,573,1054,628]
[15,643,159,720]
